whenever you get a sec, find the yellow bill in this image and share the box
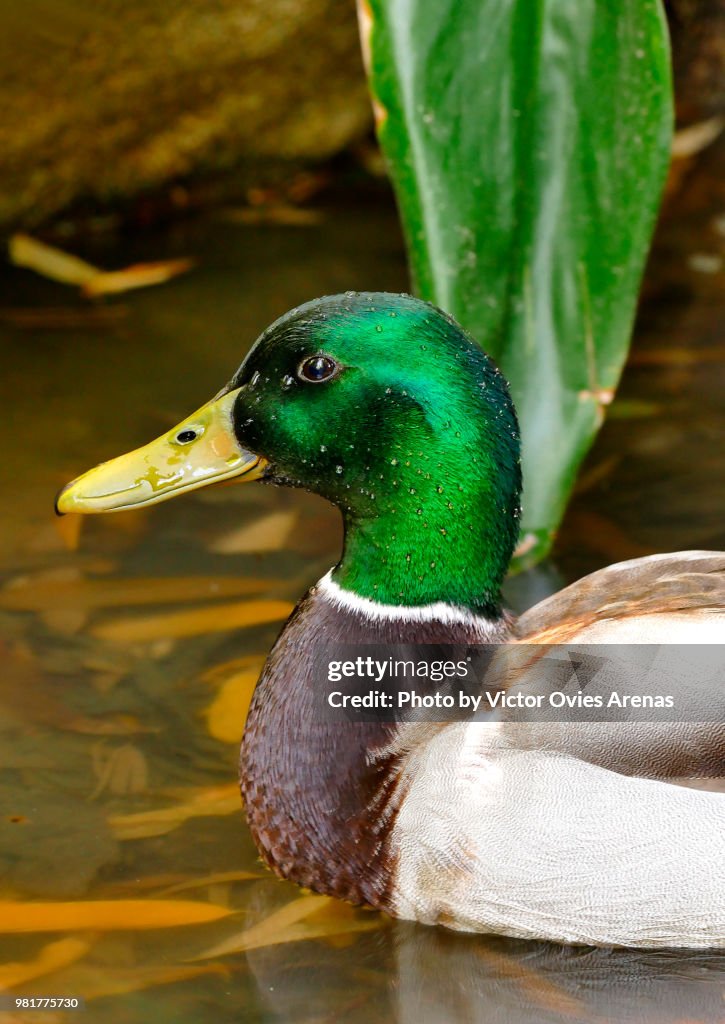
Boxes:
[55,388,267,515]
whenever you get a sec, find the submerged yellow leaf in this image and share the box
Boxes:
[200,654,266,686]
[81,259,193,297]
[195,895,379,959]
[39,607,88,634]
[0,899,233,933]
[9,233,99,286]
[221,205,324,227]
[28,962,228,1002]
[54,513,83,552]
[159,870,262,896]
[473,948,586,1017]
[208,511,298,554]
[0,576,278,612]
[0,937,91,990]
[8,234,192,296]
[197,894,330,958]
[92,600,293,643]
[671,115,724,158]
[204,666,262,743]
[109,783,241,840]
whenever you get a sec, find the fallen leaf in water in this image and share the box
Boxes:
[90,671,127,694]
[9,234,99,286]
[204,664,263,743]
[97,874,203,896]
[81,259,193,297]
[108,783,240,840]
[0,937,92,990]
[53,514,83,552]
[82,652,133,675]
[200,654,266,686]
[208,512,298,554]
[196,894,330,958]
[39,608,88,635]
[159,870,262,896]
[473,947,586,1018]
[0,899,233,933]
[8,234,193,297]
[20,962,228,1002]
[195,894,379,959]
[62,714,154,737]
[0,575,279,612]
[671,114,724,158]
[22,520,92,556]
[221,206,324,227]
[91,600,293,643]
[89,743,149,800]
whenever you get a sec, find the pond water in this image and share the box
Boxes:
[1,154,723,1023]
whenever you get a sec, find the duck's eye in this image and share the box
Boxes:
[175,429,198,444]
[297,355,338,384]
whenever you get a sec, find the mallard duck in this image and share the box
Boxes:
[56,292,724,949]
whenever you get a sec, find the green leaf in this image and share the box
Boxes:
[360,0,673,564]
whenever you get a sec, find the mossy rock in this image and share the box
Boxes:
[0,0,371,228]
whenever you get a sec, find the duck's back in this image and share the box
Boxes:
[389,720,725,947]
[509,551,725,779]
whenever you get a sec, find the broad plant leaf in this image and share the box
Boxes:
[360,0,672,563]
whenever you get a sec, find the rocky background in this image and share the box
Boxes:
[0,0,372,229]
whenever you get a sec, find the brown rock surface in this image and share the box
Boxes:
[0,0,371,228]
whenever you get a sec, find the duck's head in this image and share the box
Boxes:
[57,292,521,614]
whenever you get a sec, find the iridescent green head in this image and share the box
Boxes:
[57,292,521,615]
